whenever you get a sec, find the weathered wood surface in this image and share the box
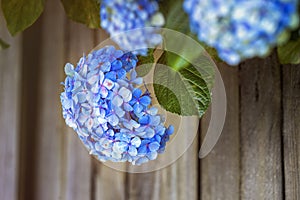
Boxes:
[240,54,283,199]
[63,13,95,200]
[0,4,300,200]
[17,11,44,200]
[34,1,65,199]
[282,64,300,200]
[126,118,199,200]
[200,63,240,200]
[0,7,21,200]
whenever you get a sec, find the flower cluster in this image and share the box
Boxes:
[60,46,174,165]
[100,0,165,56]
[183,0,299,65]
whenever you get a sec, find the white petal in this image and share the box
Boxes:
[64,63,74,77]
[112,95,123,107]
[119,87,132,102]
[88,74,99,85]
[103,78,114,90]
[151,12,165,26]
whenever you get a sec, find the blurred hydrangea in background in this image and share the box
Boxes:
[100,0,165,56]
[183,0,299,65]
[60,46,174,165]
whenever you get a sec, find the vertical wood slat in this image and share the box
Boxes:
[240,54,283,199]
[282,64,300,200]
[63,20,96,200]
[92,30,128,200]
[0,9,21,200]
[126,118,199,200]
[18,12,44,200]
[34,0,66,199]
[95,161,127,200]
[200,63,240,200]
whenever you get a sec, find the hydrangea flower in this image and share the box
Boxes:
[100,0,165,55]
[61,46,174,165]
[183,0,299,65]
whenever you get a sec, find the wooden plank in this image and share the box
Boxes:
[63,19,96,200]
[0,9,22,200]
[33,0,66,199]
[91,29,128,200]
[17,12,44,200]
[240,53,283,199]
[200,63,240,200]
[94,160,127,200]
[126,117,199,200]
[282,64,300,200]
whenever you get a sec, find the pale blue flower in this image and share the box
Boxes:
[184,0,299,65]
[61,45,174,165]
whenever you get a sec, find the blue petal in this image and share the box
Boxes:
[117,69,126,79]
[139,115,150,125]
[166,125,174,135]
[137,145,147,155]
[132,88,142,98]
[144,127,155,138]
[101,61,111,72]
[107,114,119,126]
[140,95,151,106]
[105,71,117,81]
[123,102,133,111]
[149,115,160,126]
[134,157,149,165]
[131,136,141,147]
[154,135,161,143]
[149,142,160,152]
[115,133,130,143]
[133,103,144,114]
[147,152,158,160]
[111,60,122,70]
[76,92,87,103]
[128,146,138,156]
[113,142,128,153]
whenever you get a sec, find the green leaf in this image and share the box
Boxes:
[278,37,300,64]
[154,52,211,117]
[61,0,100,29]
[159,0,222,62]
[1,0,45,36]
[136,49,155,77]
[161,29,215,90]
[0,38,9,49]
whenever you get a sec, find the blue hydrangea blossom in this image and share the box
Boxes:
[100,0,165,55]
[183,0,299,65]
[61,46,174,165]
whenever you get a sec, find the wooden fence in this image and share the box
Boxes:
[0,0,299,199]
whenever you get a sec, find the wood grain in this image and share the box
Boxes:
[282,64,300,200]
[17,11,44,200]
[0,9,21,200]
[240,53,283,199]
[94,161,127,200]
[125,117,199,200]
[200,63,240,200]
[93,29,128,200]
[2,6,300,199]
[33,1,66,199]
[63,16,95,200]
